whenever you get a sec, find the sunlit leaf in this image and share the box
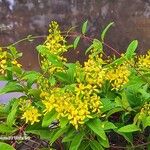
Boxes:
[69,131,84,150]
[42,109,58,127]
[73,36,80,49]
[82,20,88,34]
[118,124,140,133]
[101,22,114,41]
[86,118,106,140]
[0,142,15,150]
[7,99,19,127]
[90,140,104,150]
[125,40,138,60]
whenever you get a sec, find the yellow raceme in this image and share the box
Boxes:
[21,106,41,125]
[0,47,22,75]
[40,21,68,73]
[41,83,102,129]
[106,64,130,91]
[11,60,22,68]
[138,102,150,119]
[83,55,106,88]
[0,47,8,74]
[44,21,68,55]
[137,50,150,69]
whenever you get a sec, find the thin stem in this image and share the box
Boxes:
[1,31,149,85]
[110,141,150,149]
[1,35,46,49]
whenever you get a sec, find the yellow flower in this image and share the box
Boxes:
[138,102,150,120]
[44,21,68,55]
[83,55,105,87]
[137,50,150,69]
[37,76,50,91]
[0,48,7,75]
[11,60,22,68]
[41,83,103,130]
[0,47,22,75]
[21,106,41,125]
[106,64,130,91]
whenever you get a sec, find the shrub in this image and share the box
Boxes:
[0,21,150,150]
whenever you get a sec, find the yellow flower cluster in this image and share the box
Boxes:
[0,47,22,75]
[41,21,68,74]
[41,56,65,74]
[11,60,22,68]
[0,47,8,74]
[21,106,41,125]
[44,21,68,55]
[137,50,150,69]
[106,64,130,90]
[37,76,50,91]
[20,99,41,125]
[138,103,150,120]
[41,83,102,129]
[83,55,106,87]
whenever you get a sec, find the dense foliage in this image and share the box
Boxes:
[0,21,150,150]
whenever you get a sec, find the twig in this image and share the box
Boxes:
[110,141,150,149]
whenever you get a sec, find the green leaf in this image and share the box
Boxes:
[92,39,103,55]
[50,126,68,144]
[82,20,88,34]
[73,36,81,49]
[8,46,22,59]
[117,92,132,111]
[36,45,49,56]
[60,117,68,128]
[47,53,63,67]
[101,22,114,42]
[62,128,76,143]
[37,45,64,67]
[97,136,109,148]
[55,63,76,84]
[85,39,103,55]
[0,82,24,95]
[90,140,104,150]
[142,116,150,129]
[86,118,106,140]
[125,40,138,60]
[115,130,133,145]
[138,85,150,100]
[0,76,7,81]
[49,76,56,86]
[118,124,140,133]
[26,129,53,140]
[0,142,15,150]
[65,63,76,83]
[107,56,125,67]
[69,131,84,150]
[0,123,17,133]
[78,140,90,150]
[28,89,41,99]
[85,44,93,54]
[2,99,15,114]
[55,72,70,83]
[7,66,22,75]
[8,46,17,57]
[124,75,144,91]
[22,71,40,87]
[101,98,115,113]
[100,121,117,131]
[42,109,58,127]
[7,99,19,127]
